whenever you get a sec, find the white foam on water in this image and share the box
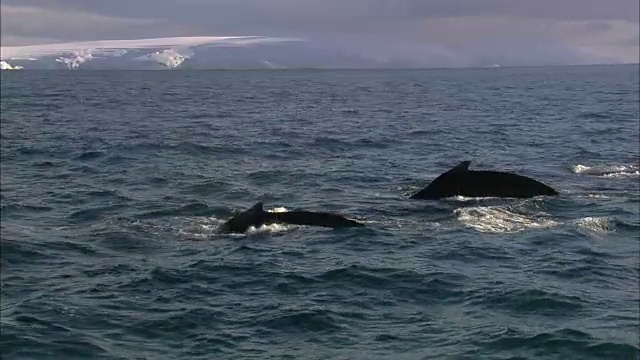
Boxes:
[174,217,225,239]
[602,171,639,178]
[453,203,620,235]
[572,162,639,178]
[447,195,506,202]
[574,217,616,233]
[247,222,296,235]
[453,206,560,234]
[352,218,378,225]
[578,194,612,199]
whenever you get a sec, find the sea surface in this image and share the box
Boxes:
[1,65,639,360]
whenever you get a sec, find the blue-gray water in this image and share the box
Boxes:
[1,66,639,360]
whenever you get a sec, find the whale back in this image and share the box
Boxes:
[410,161,558,199]
[219,202,267,233]
[219,202,364,234]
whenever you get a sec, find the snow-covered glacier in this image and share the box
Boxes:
[0,35,427,70]
[0,36,308,70]
[0,61,23,70]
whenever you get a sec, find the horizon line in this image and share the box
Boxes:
[2,63,637,72]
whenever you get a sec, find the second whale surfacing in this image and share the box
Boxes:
[410,161,559,200]
[219,202,365,234]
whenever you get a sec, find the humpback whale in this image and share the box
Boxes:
[219,202,365,234]
[409,161,559,200]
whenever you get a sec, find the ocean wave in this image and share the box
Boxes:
[258,308,345,333]
[430,243,515,262]
[82,263,139,278]
[318,265,391,288]
[100,154,137,165]
[316,265,468,303]
[1,318,111,359]
[16,146,49,155]
[539,262,613,280]
[0,238,52,265]
[72,151,105,161]
[32,160,58,168]
[119,141,251,157]
[477,327,639,359]
[182,180,232,195]
[0,202,53,214]
[139,202,214,219]
[466,288,585,315]
[68,204,129,222]
[577,111,613,119]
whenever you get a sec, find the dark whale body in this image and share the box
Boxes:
[410,161,559,200]
[219,202,365,234]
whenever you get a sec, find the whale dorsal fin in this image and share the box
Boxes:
[447,161,471,174]
[250,202,264,212]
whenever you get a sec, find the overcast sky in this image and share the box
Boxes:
[1,0,638,67]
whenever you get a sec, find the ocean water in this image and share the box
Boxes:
[1,65,639,360]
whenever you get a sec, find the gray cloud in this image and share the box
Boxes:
[622,35,640,46]
[1,0,638,67]
[0,5,194,44]
[6,0,639,21]
[405,0,639,22]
